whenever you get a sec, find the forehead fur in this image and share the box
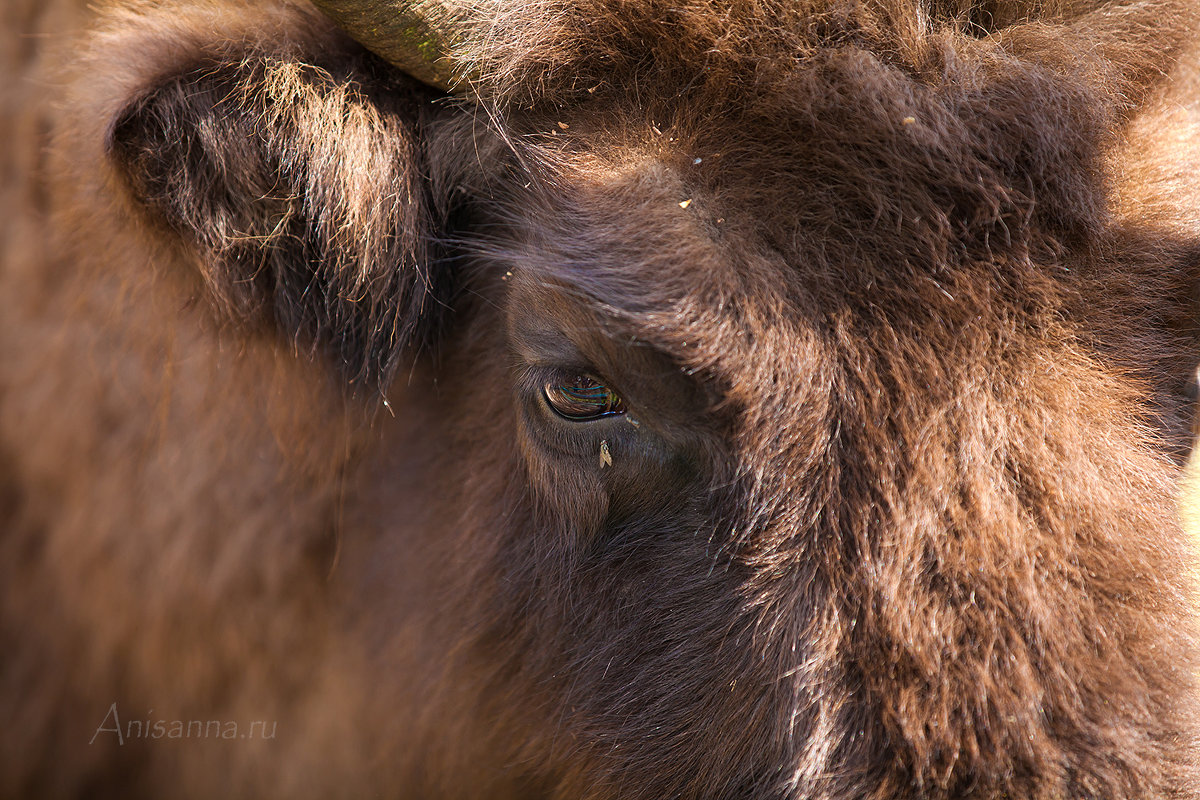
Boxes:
[457,0,1194,110]
[474,0,1196,331]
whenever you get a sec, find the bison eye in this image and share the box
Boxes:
[543,374,625,421]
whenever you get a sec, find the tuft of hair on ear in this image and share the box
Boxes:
[108,47,449,393]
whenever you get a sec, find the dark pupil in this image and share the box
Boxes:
[544,375,625,420]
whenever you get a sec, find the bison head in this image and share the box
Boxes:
[6,0,1200,797]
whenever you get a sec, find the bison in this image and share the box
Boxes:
[2,0,1200,797]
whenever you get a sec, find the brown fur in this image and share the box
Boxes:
[3,0,1200,797]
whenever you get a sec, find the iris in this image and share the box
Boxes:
[543,374,625,421]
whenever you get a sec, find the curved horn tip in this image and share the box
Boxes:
[310,0,461,92]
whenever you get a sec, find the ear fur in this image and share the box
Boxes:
[103,3,450,390]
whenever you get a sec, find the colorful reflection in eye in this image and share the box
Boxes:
[543,374,626,421]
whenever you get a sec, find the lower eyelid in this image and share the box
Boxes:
[519,398,628,460]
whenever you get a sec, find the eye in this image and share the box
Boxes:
[543,373,626,421]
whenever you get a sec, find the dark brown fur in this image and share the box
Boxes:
[3,0,1200,798]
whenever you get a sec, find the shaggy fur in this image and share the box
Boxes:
[3,0,1200,798]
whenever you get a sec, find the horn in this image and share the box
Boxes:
[310,0,463,91]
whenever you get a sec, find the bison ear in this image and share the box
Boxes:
[108,48,450,390]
